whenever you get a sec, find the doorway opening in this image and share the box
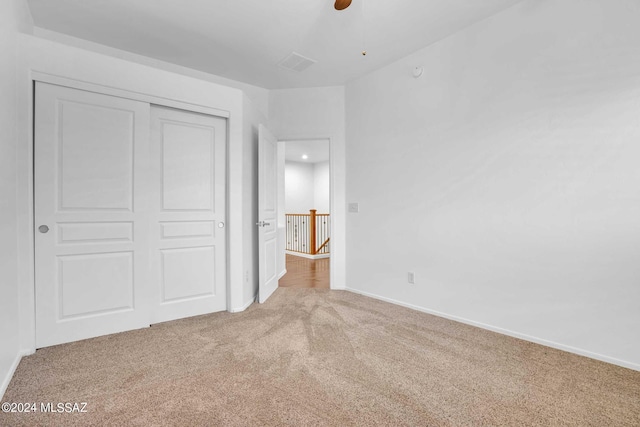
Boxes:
[278,139,330,289]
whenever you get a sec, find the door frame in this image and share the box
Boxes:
[277,136,338,290]
[18,71,239,354]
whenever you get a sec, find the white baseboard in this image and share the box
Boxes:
[229,295,256,313]
[278,269,287,279]
[0,350,30,400]
[345,287,640,372]
[286,251,330,260]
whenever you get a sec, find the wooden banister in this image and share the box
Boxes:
[310,209,317,254]
[317,237,330,253]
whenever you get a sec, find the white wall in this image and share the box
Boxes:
[284,161,330,214]
[32,28,270,119]
[269,87,346,288]
[345,0,640,370]
[313,161,330,213]
[285,161,315,213]
[0,0,32,398]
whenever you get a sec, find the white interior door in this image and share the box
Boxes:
[34,82,151,348]
[149,106,227,323]
[258,124,279,303]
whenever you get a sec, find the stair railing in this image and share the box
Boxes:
[285,209,330,255]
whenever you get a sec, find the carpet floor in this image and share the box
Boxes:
[2,289,639,426]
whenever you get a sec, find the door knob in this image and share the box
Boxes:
[38,225,49,233]
[218,222,225,228]
[256,221,271,227]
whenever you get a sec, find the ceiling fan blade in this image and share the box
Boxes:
[334,0,352,11]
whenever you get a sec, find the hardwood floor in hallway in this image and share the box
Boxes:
[278,254,330,289]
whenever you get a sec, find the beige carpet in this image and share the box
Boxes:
[2,289,639,426]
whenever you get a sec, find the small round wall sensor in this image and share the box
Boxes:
[413,66,424,78]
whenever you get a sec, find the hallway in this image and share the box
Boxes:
[278,254,329,289]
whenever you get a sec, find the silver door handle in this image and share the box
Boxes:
[38,225,49,233]
[218,222,225,228]
[256,221,271,227]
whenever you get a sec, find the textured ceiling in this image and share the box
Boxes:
[26,0,523,89]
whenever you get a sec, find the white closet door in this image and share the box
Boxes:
[149,106,227,323]
[34,82,151,348]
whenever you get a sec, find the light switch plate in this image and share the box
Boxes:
[348,202,359,213]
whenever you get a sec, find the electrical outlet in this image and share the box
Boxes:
[408,272,415,284]
[348,202,359,213]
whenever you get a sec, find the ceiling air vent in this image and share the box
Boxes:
[278,52,317,72]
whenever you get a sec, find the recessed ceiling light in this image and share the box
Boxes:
[302,154,308,160]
